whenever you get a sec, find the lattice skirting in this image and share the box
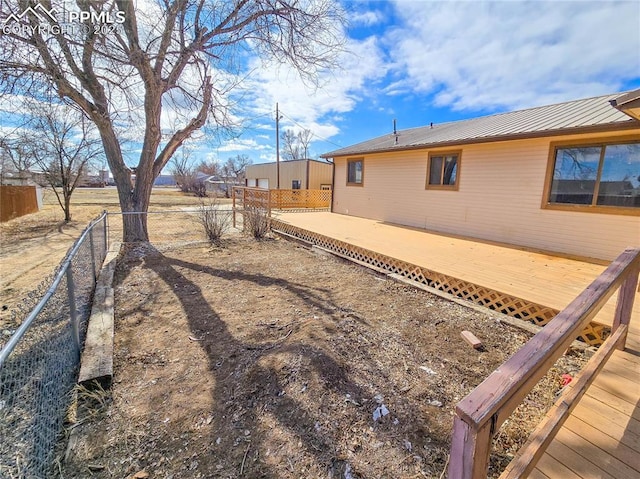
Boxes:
[271,220,607,346]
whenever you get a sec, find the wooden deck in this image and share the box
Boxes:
[272,211,640,479]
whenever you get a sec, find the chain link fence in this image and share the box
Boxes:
[0,213,108,478]
[0,207,242,477]
[107,207,236,246]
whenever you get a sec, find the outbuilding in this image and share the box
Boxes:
[245,159,333,191]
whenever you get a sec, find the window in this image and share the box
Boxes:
[347,158,364,186]
[427,152,460,189]
[546,140,640,212]
[292,180,301,189]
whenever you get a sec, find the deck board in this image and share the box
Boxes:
[273,212,640,479]
[274,212,639,332]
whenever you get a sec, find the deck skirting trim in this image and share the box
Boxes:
[271,219,607,346]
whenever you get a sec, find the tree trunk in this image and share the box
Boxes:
[64,194,72,223]
[95,120,154,242]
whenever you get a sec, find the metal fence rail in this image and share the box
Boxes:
[106,208,234,245]
[0,207,236,477]
[0,212,108,478]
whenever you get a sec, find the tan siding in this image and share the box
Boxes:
[307,161,333,189]
[246,160,333,190]
[332,130,640,261]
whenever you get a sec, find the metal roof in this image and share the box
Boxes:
[322,92,640,158]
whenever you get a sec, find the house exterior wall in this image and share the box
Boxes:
[331,129,640,261]
[245,160,333,190]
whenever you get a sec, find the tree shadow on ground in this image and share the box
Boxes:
[128,243,445,478]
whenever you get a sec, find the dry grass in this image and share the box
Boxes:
[58,238,587,479]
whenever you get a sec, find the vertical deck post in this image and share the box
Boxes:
[612,263,639,350]
[448,415,493,479]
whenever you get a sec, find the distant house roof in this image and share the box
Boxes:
[322,91,640,158]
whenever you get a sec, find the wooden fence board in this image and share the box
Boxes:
[0,185,38,222]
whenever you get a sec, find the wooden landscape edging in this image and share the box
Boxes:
[448,247,640,479]
[270,219,607,346]
[77,242,121,388]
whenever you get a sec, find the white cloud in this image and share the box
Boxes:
[349,9,384,26]
[237,33,387,151]
[218,138,271,152]
[387,0,640,111]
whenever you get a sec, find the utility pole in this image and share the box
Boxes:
[275,103,280,189]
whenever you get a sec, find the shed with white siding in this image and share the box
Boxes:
[322,91,640,261]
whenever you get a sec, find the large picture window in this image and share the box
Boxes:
[347,158,364,186]
[547,141,640,211]
[427,152,460,189]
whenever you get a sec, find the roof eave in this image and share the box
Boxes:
[320,121,640,159]
[610,89,640,121]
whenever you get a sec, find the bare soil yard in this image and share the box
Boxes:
[0,187,223,327]
[60,237,586,479]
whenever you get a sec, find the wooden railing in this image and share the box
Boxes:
[447,247,640,479]
[232,187,331,211]
[270,189,331,209]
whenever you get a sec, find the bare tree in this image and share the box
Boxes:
[280,128,314,160]
[0,135,34,182]
[297,128,313,159]
[280,129,301,161]
[20,101,104,222]
[197,160,219,176]
[0,0,345,241]
[170,149,196,193]
[220,154,251,197]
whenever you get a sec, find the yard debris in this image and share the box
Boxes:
[344,463,356,479]
[345,394,360,406]
[428,400,443,407]
[419,366,437,375]
[373,404,389,421]
[460,330,483,349]
[128,471,149,479]
[561,374,573,387]
[188,335,203,341]
[403,439,412,452]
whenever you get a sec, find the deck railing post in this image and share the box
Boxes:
[612,263,639,350]
[448,415,493,479]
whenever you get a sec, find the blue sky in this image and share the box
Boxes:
[1,0,639,171]
[202,0,640,166]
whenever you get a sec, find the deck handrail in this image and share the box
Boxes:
[447,247,640,479]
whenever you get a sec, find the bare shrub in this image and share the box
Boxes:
[196,199,230,245]
[244,205,270,239]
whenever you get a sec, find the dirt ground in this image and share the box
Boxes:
[1,188,587,478]
[0,187,224,328]
[59,237,586,479]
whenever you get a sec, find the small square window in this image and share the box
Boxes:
[347,158,364,186]
[426,152,460,189]
[292,180,301,189]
